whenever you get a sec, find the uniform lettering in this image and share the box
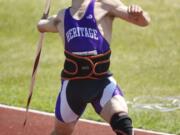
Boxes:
[72,28,77,38]
[79,27,84,37]
[66,27,99,42]
[88,28,94,38]
[93,29,98,40]
[84,28,90,37]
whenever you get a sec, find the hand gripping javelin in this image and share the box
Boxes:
[24,0,51,126]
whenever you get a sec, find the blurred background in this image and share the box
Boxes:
[0,0,179,134]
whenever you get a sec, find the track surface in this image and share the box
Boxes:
[0,104,172,135]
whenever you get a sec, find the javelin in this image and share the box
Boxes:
[24,0,52,126]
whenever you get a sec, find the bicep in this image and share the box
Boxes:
[104,0,129,20]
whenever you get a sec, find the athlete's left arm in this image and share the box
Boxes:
[102,0,151,26]
[125,5,151,27]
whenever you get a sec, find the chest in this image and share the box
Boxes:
[57,2,112,43]
[71,3,108,22]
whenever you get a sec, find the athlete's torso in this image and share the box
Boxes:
[64,0,110,54]
[56,0,114,53]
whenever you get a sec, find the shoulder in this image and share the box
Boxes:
[95,0,126,16]
[56,9,66,20]
[96,0,125,9]
[52,8,66,25]
[57,8,66,16]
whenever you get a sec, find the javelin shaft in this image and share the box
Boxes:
[24,0,51,126]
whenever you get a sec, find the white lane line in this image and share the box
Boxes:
[0,104,54,117]
[0,104,174,135]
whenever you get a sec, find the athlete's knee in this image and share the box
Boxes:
[50,130,56,135]
[52,118,76,135]
[52,129,73,135]
[110,112,133,135]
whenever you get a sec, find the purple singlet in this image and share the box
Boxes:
[64,0,110,55]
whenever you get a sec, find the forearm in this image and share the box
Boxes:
[107,0,151,27]
[118,5,151,27]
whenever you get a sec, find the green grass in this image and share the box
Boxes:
[0,0,180,134]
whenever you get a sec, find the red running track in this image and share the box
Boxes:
[0,104,172,135]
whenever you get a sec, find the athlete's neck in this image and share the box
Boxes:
[71,0,91,9]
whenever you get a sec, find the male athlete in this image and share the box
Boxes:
[37,0,150,135]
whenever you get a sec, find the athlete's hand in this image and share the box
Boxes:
[127,5,143,20]
[126,5,150,26]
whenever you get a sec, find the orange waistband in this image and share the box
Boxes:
[61,50,111,80]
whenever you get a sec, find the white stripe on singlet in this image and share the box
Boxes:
[72,50,98,56]
[100,77,117,107]
[60,80,79,123]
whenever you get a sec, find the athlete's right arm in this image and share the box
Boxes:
[37,15,60,33]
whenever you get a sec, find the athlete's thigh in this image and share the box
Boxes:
[92,76,128,123]
[56,80,87,122]
[54,80,86,134]
[100,95,128,123]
